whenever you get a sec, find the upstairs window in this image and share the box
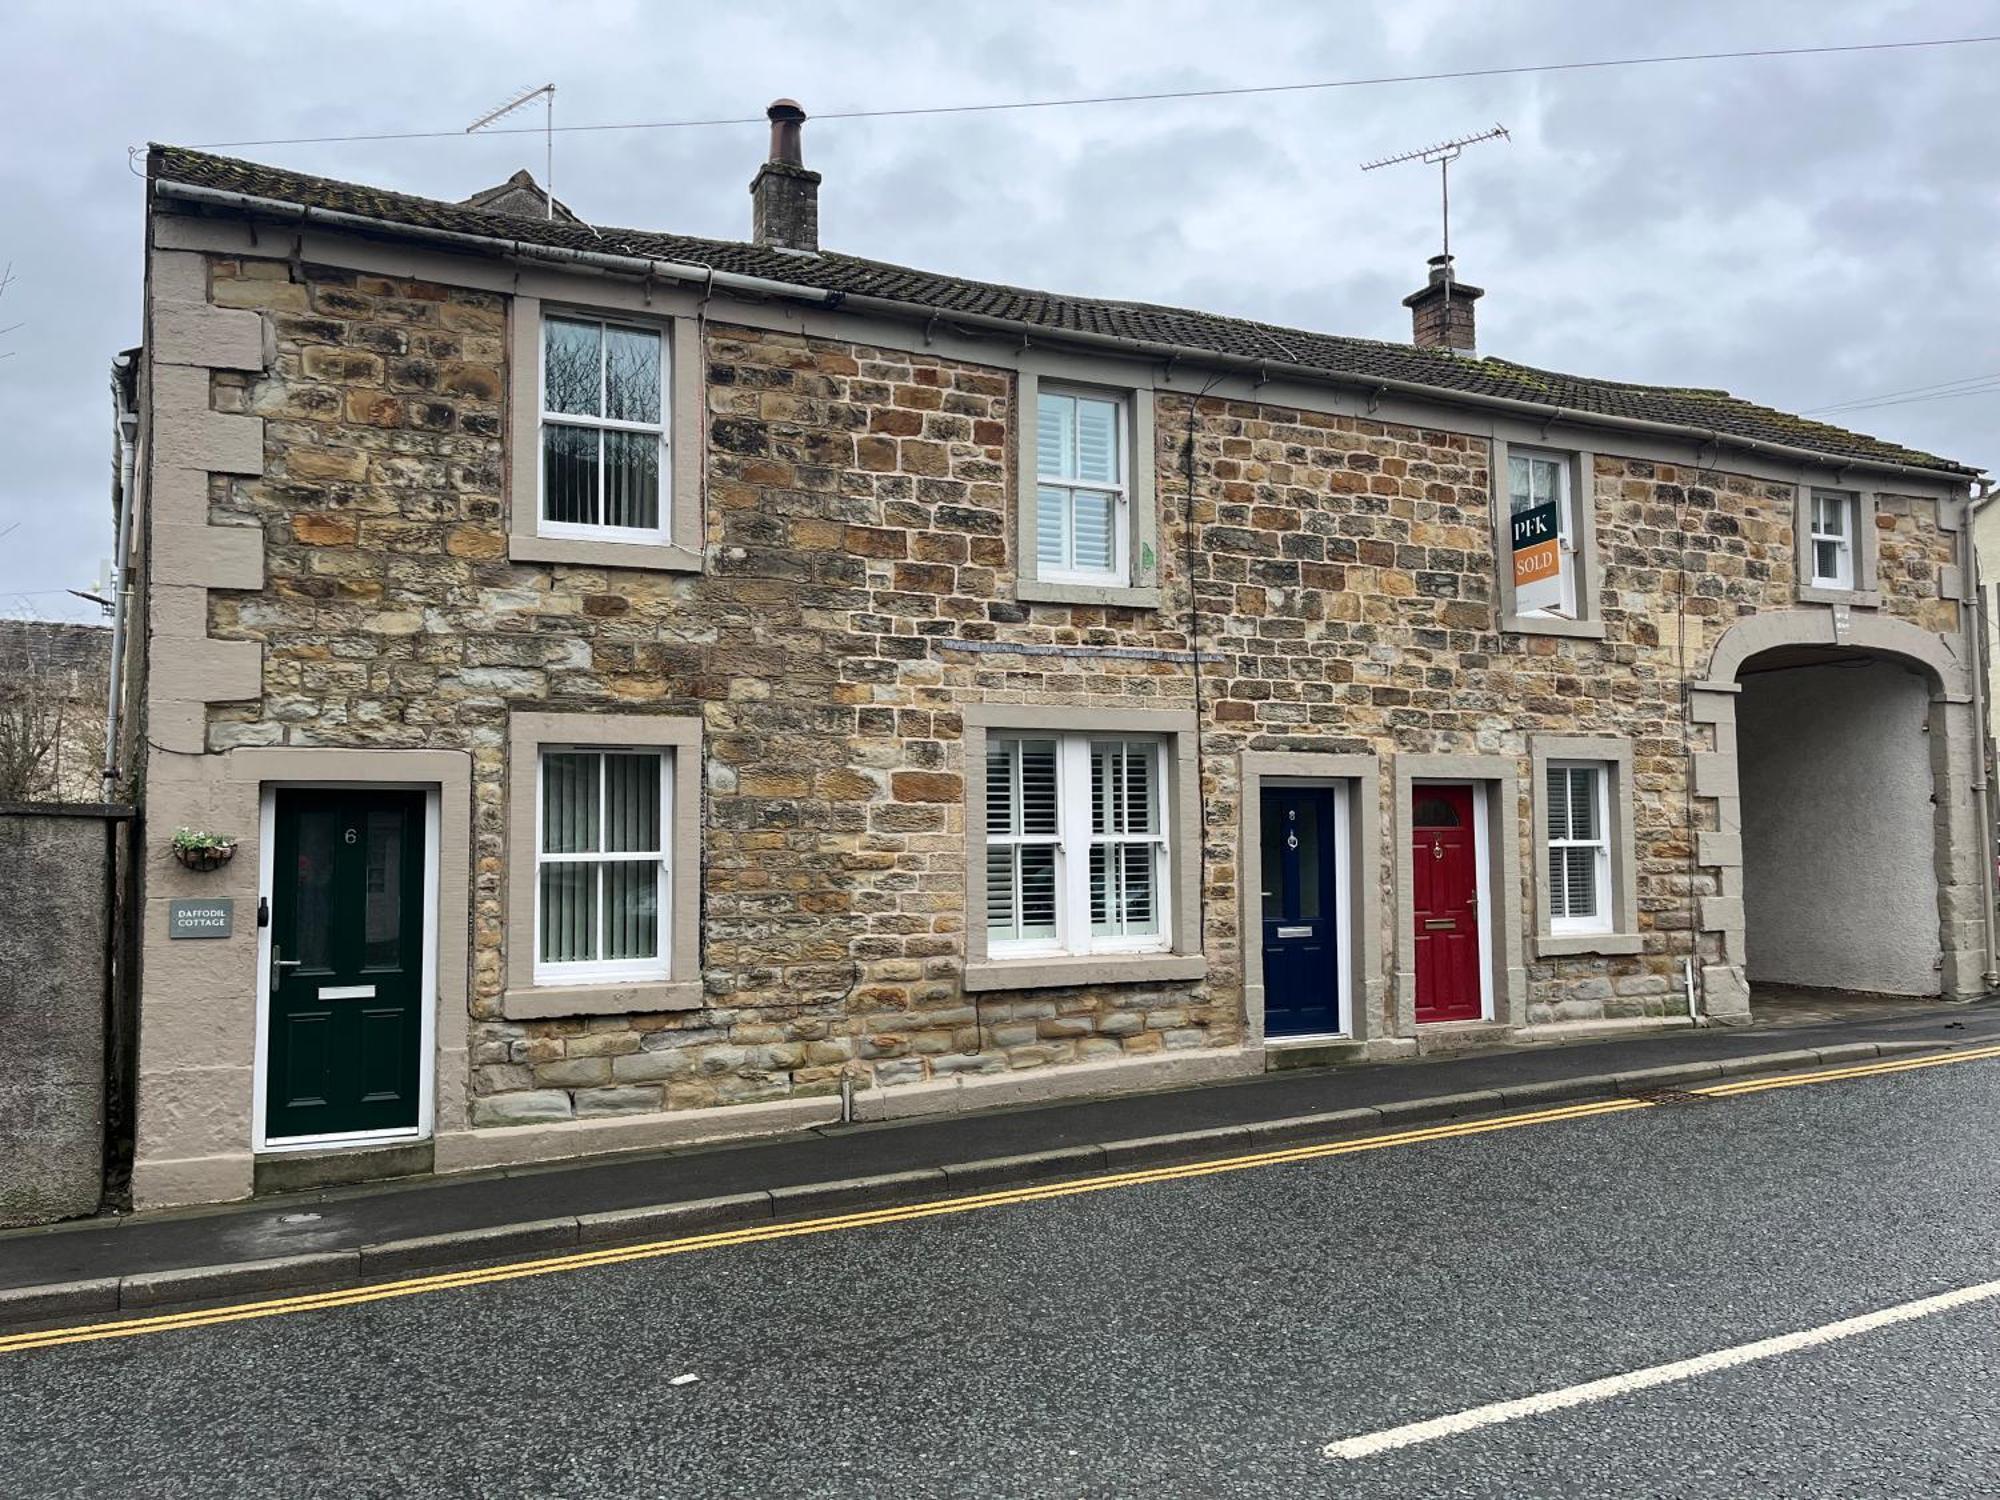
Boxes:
[1508,448,1577,618]
[1545,761,1611,935]
[1809,489,1856,590]
[536,748,671,984]
[1035,389,1127,583]
[985,733,1169,957]
[541,316,668,543]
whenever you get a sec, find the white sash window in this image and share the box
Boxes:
[1810,489,1856,589]
[536,748,671,983]
[986,733,1169,956]
[1546,761,1612,934]
[541,316,669,543]
[1509,449,1577,618]
[1035,389,1127,582]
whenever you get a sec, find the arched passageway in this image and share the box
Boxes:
[1687,608,1987,1022]
[1737,650,1941,1005]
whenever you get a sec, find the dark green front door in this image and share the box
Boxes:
[266,788,426,1141]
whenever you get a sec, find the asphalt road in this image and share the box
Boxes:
[4,1057,1998,1497]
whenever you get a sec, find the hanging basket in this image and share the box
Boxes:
[172,840,237,873]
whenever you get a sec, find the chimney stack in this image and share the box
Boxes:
[750,99,821,253]
[1403,253,1483,355]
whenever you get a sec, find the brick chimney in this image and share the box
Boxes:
[1403,253,1483,355]
[750,99,821,253]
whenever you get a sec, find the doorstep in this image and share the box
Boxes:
[3,997,1994,1330]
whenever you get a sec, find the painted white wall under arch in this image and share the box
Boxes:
[1738,658,1941,996]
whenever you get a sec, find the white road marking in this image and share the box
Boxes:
[1324,1276,2000,1462]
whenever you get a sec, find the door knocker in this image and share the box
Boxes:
[1285,807,1298,850]
[1431,838,1444,860]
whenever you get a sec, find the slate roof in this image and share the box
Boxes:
[150,145,1974,477]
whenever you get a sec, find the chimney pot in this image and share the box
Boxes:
[1402,253,1484,355]
[767,99,806,165]
[751,98,821,253]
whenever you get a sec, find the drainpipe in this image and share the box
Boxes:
[102,355,139,799]
[1965,484,2000,988]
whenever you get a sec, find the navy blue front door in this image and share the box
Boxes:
[1261,787,1342,1037]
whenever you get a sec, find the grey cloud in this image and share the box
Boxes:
[3,0,1995,623]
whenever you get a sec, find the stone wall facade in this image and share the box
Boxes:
[131,226,1981,1188]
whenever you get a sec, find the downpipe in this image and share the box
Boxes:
[102,356,139,799]
[1964,487,2000,988]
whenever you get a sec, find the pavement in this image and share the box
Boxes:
[2,998,1996,1324]
[2,1015,1998,1495]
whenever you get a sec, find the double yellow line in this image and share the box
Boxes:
[5,1041,1996,1357]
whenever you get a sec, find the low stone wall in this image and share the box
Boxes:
[0,804,124,1226]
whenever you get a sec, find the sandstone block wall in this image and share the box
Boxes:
[165,250,1967,1130]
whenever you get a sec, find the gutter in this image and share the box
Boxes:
[154,178,1979,490]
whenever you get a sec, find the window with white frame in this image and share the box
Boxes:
[1809,489,1856,589]
[985,733,1169,956]
[536,748,671,983]
[1509,448,1578,617]
[1035,389,1127,582]
[541,316,668,542]
[1545,761,1612,934]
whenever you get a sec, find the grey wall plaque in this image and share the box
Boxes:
[168,898,234,940]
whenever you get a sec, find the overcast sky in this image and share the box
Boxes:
[5,0,1997,623]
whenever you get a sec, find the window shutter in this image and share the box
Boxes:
[1566,767,1598,842]
[1558,846,1598,920]
[1546,764,1571,842]
[1036,393,1071,480]
[1071,491,1115,573]
[1075,398,1118,484]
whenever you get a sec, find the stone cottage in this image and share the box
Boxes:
[110,106,1991,1208]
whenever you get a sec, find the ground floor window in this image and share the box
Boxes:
[985,732,1169,957]
[1545,760,1611,934]
[536,747,671,983]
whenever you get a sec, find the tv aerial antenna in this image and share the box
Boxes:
[467,84,557,219]
[1361,124,1509,327]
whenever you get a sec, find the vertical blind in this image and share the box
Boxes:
[1546,763,1604,923]
[542,318,665,533]
[539,750,667,971]
[1036,391,1121,576]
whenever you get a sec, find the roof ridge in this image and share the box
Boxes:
[144,144,1977,477]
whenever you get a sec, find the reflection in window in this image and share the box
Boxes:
[1413,795,1462,828]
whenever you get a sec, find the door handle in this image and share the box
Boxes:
[272,944,302,991]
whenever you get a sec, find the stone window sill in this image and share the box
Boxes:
[1501,613,1607,640]
[1796,586,1881,608]
[963,952,1206,994]
[509,534,704,573]
[1533,931,1644,960]
[1018,578,1161,610]
[500,979,703,1020]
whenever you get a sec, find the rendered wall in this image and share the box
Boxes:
[1738,660,1940,995]
[0,807,112,1226]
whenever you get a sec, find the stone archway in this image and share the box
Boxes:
[1688,609,1986,1019]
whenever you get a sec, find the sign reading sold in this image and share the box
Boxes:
[1511,500,1564,615]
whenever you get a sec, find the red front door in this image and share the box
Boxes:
[1412,784,1483,1023]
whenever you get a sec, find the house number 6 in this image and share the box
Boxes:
[345,828,359,845]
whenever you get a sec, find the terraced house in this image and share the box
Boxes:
[110,105,1992,1208]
